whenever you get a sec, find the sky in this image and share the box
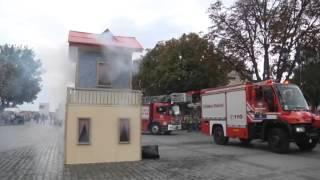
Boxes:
[0,0,234,111]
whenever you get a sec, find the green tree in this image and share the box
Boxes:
[136,33,231,95]
[208,0,320,81]
[292,36,320,112]
[0,44,42,111]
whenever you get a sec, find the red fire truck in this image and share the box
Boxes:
[200,80,319,153]
[141,95,182,135]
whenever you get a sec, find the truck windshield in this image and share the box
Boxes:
[275,84,309,111]
[171,105,180,116]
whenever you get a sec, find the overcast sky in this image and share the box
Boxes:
[0,0,234,111]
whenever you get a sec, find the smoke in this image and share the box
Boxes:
[99,29,114,43]
[35,44,75,113]
[106,49,132,86]
[92,30,138,89]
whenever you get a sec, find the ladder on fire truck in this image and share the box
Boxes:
[142,93,192,104]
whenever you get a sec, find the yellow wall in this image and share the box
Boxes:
[65,104,141,164]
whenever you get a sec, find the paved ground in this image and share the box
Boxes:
[0,123,320,180]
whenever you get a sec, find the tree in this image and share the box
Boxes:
[293,62,320,112]
[208,0,320,82]
[292,36,320,112]
[136,33,232,96]
[0,44,42,111]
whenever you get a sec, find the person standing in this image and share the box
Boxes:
[186,116,193,132]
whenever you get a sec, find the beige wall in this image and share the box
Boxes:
[65,104,141,164]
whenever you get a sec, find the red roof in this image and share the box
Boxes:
[68,30,143,51]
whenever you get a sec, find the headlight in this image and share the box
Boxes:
[162,121,167,126]
[295,127,305,133]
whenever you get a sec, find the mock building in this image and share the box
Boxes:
[65,29,143,164]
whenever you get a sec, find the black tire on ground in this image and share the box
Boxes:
[267,128,289,153]
[164,131,172,135]
[213,126,229,145]
[142,145,160,159]
[150,124,160,135]
[296,138,318,151]
[240,138,251,146]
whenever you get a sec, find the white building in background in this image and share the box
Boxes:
[39,103,50,116]
[228,70,245,85]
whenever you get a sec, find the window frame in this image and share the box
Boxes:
[96,61,112,88]
[262,85,277,112]
[156,106,168,115]
[77,118,91,145]
[119,118,130,144]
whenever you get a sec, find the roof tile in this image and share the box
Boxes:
[68,30,143,51]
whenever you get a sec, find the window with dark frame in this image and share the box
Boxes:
[119,118,130,144]
[78,118,90,144]
[263,86,276,112]
[97,61,111,87]
[156,106,167,115]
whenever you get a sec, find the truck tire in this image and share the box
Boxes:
[267,128,289,153]
[296,138,318,151]
[150,124,160,135]
[213,126,229,145]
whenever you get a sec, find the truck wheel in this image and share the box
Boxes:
[151,124,160,135]
[296,138,318,151]
[240,138,251,146]
[267,128,289,153]
[213,126,229,145]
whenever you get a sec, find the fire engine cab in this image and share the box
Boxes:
[201,80,319,153]
[141,94,183,135]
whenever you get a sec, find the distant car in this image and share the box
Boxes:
[2,108,25,125]
[0,113,6,125]
[2,111,15,124]
[15,114,25,125]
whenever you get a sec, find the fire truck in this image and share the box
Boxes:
[141,94,184,135]
[200,80,319,153]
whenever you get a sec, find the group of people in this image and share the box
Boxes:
[183,108,201,132]
[33,112,63,126]
[185,115,200,132]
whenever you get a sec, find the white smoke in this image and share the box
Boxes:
[92,30,138,88]
[35,44,75,112]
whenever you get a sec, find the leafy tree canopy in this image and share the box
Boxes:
[208,0,320,82]
[0,44,42,111]
[292,35,320,111]
[135,33,233,96]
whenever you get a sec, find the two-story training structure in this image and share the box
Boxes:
[65,29,143,164]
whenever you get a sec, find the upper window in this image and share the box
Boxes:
[97,62,111,87]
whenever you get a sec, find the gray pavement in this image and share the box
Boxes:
[0,123,319,179]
